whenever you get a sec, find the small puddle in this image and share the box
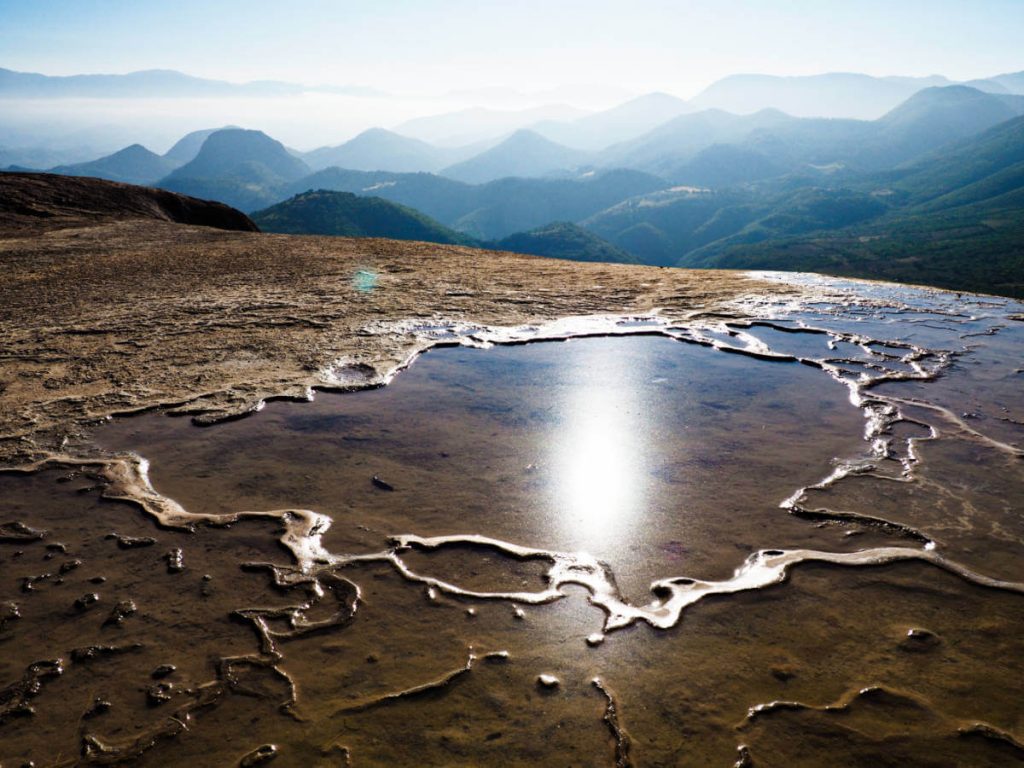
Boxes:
[95,336,871,592]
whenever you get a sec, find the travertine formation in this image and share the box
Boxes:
[4,177,1023,766]
[0,213,795,465]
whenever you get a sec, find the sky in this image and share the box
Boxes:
[1,0,1022,153]
[2,0,1023,98]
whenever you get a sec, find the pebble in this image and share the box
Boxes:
[537,674,560,689]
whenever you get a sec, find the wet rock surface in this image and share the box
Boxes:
[1,212,1023,765]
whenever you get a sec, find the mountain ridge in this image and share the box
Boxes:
[252,189,473,244]
[0,66,303,98]
[441,129,591,184]
[303,128,465,173]
[0,171,258,234]
[50,143,180,186]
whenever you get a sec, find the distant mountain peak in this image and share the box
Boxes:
[0,66,304,98]
[347,127,430,146]
[692,72,961,119]
[440,130,589,184]
[191,128,297,162]
[359,126,400,137]
[503,128,557,143]
[160,127,311,202]
[895,84,991,103]
[641,90,685,100]
[48,142,177,186]
[493,221,637,264]
[749,107,793,119]
[301,128,455,173]
[251,188,472,245]
[878,84,1015,127]
[162,126,239,163]
[119,143,156,155]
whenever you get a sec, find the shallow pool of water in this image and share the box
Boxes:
[2,290,1024,767]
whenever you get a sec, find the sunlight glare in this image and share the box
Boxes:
[550,349,647,547]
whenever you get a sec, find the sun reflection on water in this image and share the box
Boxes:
[548,342,649,549]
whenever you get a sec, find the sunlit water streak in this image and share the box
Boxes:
[547,342,651,549]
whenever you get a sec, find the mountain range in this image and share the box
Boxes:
[6,74,1024,296]
[6,65,1022,115]
[163,126,239,164]
[36,85,1023,194]
[440,129,590,183]
[531,92,693,150]
[595,86,1024,183]
[158,129,311,210]
[252,189,635,264]
[491,222,636,263]
[689,73,951,119]
[1,67,311,99]
[49,143,180,186]
[253,189,473,244]
[392,104,590,146]
[0,66,376,98]
[302,128,481,173]
[280,167,667,240]
[687,114,1024,296]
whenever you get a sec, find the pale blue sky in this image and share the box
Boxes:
[2,0,1022,97]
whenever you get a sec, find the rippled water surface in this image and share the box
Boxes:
[2,283,1023,766]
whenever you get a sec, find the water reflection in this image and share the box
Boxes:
[548,341,649,549]
[13,298,1022,766]
[95,336,869,592]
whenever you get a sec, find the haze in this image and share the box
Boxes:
[3,0,1024,151]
